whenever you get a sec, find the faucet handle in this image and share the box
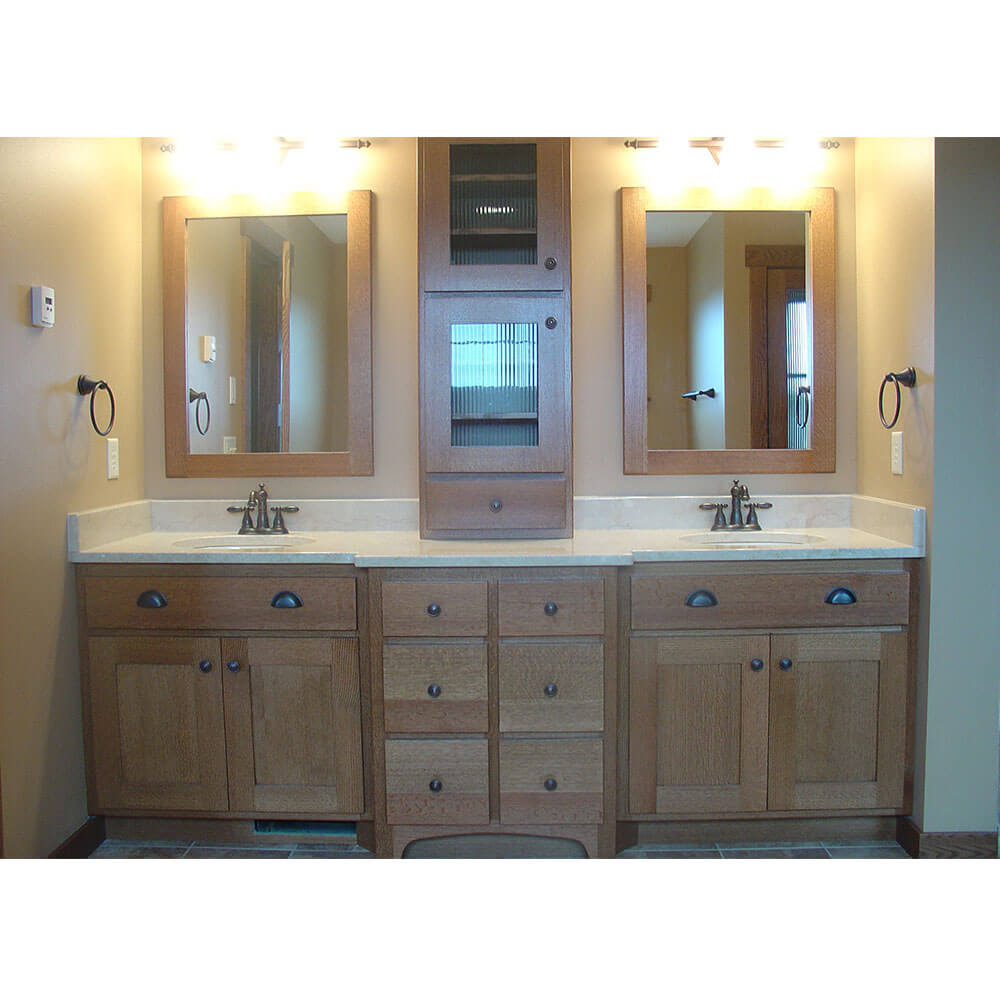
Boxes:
[700,502,730,530]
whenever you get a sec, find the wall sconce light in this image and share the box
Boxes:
[625,137,838,165]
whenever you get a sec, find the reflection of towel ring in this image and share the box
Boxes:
[681,387,717,400]
[77,375,116,436]
[188,388,211,435]
[795,385,811,429]
[879,367,917,429]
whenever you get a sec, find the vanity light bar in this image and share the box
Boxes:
[624,137,840,161]
[159,139,372,153]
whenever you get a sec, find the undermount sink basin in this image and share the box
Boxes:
[680,530,826,548]
[174,534,315,552]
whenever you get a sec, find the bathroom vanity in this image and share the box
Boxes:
[69,494,924,857]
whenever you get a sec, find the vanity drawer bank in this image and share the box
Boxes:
[75,565,372,838]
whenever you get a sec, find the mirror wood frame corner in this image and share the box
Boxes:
[163,189,374,478]
[621,185,836,475]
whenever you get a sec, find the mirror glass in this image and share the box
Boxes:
[645,209,810,451]
[186,213,348,455]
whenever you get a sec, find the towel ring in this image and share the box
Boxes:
[77,375,116,436]
[681,387,717,401]
[795,385,811,429]
[878,367,917,429]
[188,388,211,436]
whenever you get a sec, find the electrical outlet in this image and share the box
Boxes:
[891,431,904,475]
[223,436,237,454]
[106,437,120,479]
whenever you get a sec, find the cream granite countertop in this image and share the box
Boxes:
[67,495,925,566]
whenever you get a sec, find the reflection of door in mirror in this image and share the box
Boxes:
[645,210,808,451]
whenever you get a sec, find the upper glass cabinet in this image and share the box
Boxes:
[420,138,569,291]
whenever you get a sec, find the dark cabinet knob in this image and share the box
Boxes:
[489,499,503,513]
[429,779,443,793]
[544,601,558,616]
[427,683,442,698]
[137,590,167,609]
[545,316,558,329]
[825,586,858,605]
[685,589,718,608]
[544,682,558,698]
[750,659,764,672]
[544,256,557,270]
[779,657,793,671]
[544,778,558,791]
[427,603,441,617]
[271,591,303,609]
[198,660,212,674]
[226,660,240,673]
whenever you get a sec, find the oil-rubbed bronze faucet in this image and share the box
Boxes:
[699,479,772,531]
[227,483,299,535]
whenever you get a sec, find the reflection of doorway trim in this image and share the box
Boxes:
[746,244,805,449]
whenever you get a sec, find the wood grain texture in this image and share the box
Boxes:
[383,642,488,733]
[381,580,488,637]
[384,738,489,825]
[895,817,998,858]
[498,579,605,636]
[162,190,374,478]
[498,737,603,824]
[423,475,570,535]
[621,187,649,474]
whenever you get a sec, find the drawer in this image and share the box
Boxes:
[630,570,910,630]
[382,581,488,637]
[83,574,357,631]
[383,642,488,734]
[499,737,603,824]
[498,579,604,636]
[385,738,489,825]
[499,642,604,733]
[423,477,569,534]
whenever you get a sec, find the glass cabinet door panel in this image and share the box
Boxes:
[423,296,567,473]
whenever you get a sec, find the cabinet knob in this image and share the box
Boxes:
[198,660,212,674]
[544,777,558,791]
[779,657,793,671]
[429,779,443,793]
[545,316,558,330]
[427,603,441,617]
[226,660,240,673]
[489,499,503,513]
[427,683,442,698]
[544,256,558,270]
[137,590,167,609]
[750,659,764,672]
[544,601,558,616]
[544,682,558,698]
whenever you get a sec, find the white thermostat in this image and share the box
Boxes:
[31,286,55,327]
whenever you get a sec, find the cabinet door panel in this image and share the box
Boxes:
[223,637,363,814]
[88,636,228,812]
[629,635,769,815]
[767,630,908,810]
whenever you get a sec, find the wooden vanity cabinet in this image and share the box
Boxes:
[624,561,915,821]
[371,567,616,858]
[77,566,367,820]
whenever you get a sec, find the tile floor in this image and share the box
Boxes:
[89,839,911,859]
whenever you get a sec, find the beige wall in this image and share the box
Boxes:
[0,138,144,857]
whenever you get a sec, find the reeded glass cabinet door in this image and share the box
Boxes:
[420,139,568,292]
[422,295,569,473]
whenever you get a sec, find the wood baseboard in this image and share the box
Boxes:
[49,816,106,858]
[896,817,998,858]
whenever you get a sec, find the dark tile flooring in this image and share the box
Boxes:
[89,839,911,859]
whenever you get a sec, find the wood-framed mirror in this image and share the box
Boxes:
[163,190,373,477]
[621,186,835,474]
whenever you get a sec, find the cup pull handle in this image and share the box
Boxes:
[137,590,167,609]
[825,587,858,605]
[271,591,303,609]
[685,589,718,608]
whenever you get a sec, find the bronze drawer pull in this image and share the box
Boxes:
[136,589,167,609]
[825,586,858,605]
[226,660,240,673]
[685,589,718,608]
[544,256,558,270]
[429,779,443,793]
[271,591,303,609]
[427,603,442,617]
[489,499,503,513]
[544,778,558,791]
[544,601,558,616]
[198,660,212,674]
[750,659,764,672]
[544,682,558,698]
[427,683,442,698]
[779,658,793,671]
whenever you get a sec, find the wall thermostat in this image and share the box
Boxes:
[31,286,55,328]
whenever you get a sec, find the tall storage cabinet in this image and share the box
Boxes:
[418,138,573,539]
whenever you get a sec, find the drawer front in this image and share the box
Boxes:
[382,581,488,637]
[498,580,605,636]
[385,738,489,825]
[84,575,357,631]
[499,737,603,824]
[499,642,604,733]
[630,571,910,630]
[383,642,488,734]
[424,477,569,533]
